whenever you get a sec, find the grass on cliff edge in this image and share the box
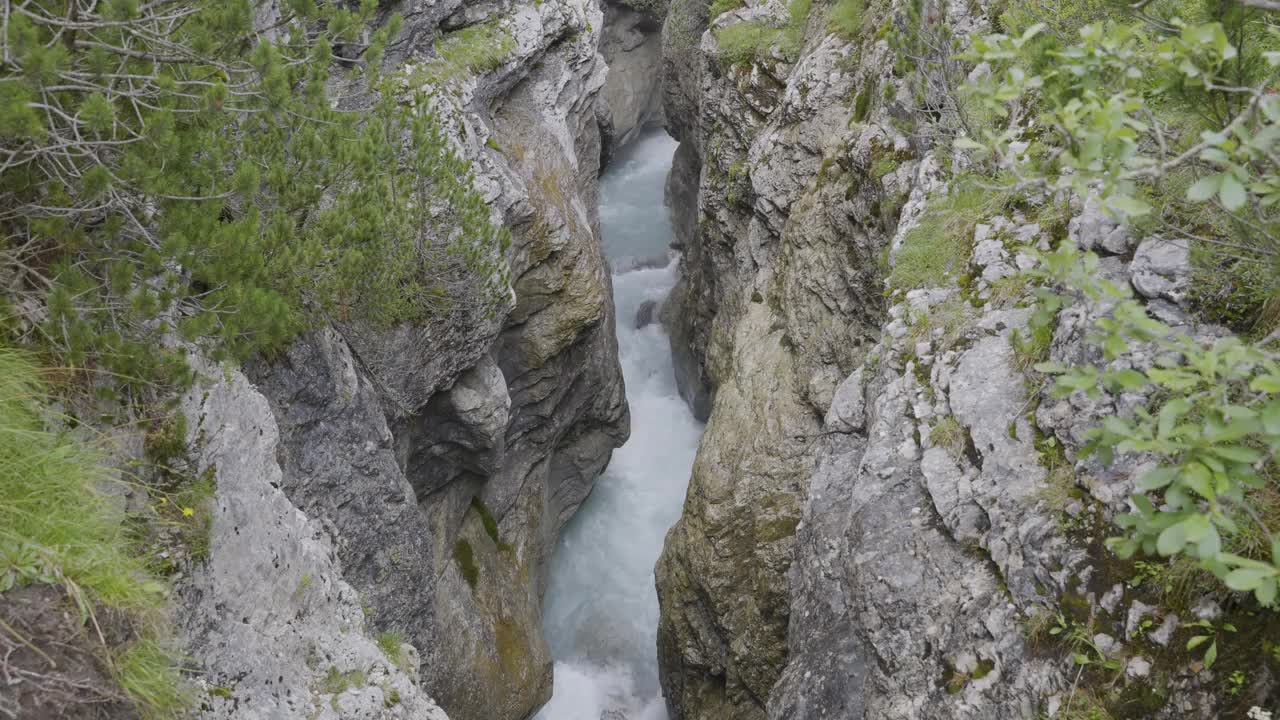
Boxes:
[714,0,812,64]
[0,348,185,717]
[828,0,864,39]
[421,20,517,87]
[709,0,745,18]
[889,178,1012,291]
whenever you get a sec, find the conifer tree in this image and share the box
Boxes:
[1,0,512,396]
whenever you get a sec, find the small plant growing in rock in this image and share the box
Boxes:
[828,0,865,40]
[1227,669,1247,697]
[929,416,967,459]
[1026,242,1280,606]
[319,667,367,696]
[1186,618,1236,670]
[376,631,408,672]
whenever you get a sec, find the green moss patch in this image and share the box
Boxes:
[469,497,513,553]
[453,539,479,589]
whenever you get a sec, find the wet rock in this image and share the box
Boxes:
[636,299,661,328]
[599,1,666,158]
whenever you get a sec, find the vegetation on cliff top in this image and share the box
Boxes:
[0,1,515,714]
[1,0,512,399]
[415,19,517,89]
[713,0,812,64]
[937,0,1280,713]
[0,348,183,717]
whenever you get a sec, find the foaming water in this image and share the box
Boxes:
[535,131,701,720]
[599,133,681,270]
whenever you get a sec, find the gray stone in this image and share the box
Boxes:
[826,368,867,433]
[1126,600,1158,640]
[1130,237,1191,303]
[178,361,451,720]
[1070,195,1133,254]
[599,1,665,158]
[1150,614,1180,647]
[1127,656,1153,680]
[636,298,661,328]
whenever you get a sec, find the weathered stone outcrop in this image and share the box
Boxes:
[655,5,894,718]
[657,1,1252,718]
[176,3,630,720]
[179,359,452,720]
[600,1,666,159]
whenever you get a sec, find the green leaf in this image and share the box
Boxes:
[1181,463,1214,499]
[1186,634,1209,651]
[1158,399,1193,438]
[1223,568,1275,591]
[1219,174,1247,211]
[1204,640,1217,669]
[1261,400,1280,434]
[1211,445,1263,463]
[1258,579,1277,606]
[1106,194,1151,217]
[1110,368,1147,390]
[1251,374,1280,394]
[1138,467,1178,490]
[1186,174,1220,202]
[1157,522,1186,556]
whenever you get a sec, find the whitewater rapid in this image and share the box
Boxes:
[535,133,702,720]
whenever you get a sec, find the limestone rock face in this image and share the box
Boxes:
[655,7,895,719]
[768,285,1074,720]
[656,1,1235,718]
[600,0,666,158]
[770,201,1228,718]
[178,359,452,720]
[176,3,629,720]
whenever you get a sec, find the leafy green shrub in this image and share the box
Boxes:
[951,1,1280,609]
[961,9,1280,330]
[1028,244,1280,606]
[1,1,512,396]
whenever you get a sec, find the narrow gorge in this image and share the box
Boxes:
[2,1,1278,720]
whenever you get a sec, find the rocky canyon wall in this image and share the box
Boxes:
[654,1,1261,719]
[172,2,665,719]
